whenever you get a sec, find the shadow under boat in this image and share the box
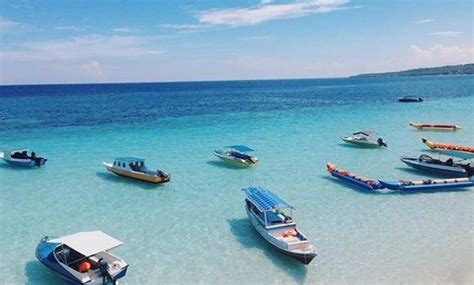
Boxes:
[24,260,63,285]
[337,143,385,149]
[227,218,309,285]
[206,160,254,170]
[0,163,39,170]
[95,172,164,190]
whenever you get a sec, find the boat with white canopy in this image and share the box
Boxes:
[242,186,317,264]
[341,131,387,148]
[36,231,128,284]
[213,145,258,166]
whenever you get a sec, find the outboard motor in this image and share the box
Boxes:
[377,138,387,147]
[463,164,473,177]
[98,258,116,285]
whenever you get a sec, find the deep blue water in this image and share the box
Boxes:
[1,76,472,131]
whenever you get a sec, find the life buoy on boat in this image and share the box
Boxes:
[326,163,336,173]
[78,261,91,273]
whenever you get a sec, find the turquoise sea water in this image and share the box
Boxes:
[0,76,473,284]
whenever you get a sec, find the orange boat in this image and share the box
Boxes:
[410,122,461,131]
[422,138,474,160]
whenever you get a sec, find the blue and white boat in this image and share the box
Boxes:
[341,131,387,148]
[213,145,258,166]
[36,231,128,284]
[401,154,473,177]
[1,149,47,167]
[379,177,474,191]
[243,186,317,265]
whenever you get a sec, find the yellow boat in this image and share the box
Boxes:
[409,122,461,131]
[103,157,170,184]
[421,138,474,160]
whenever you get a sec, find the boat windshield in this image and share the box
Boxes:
[54,244,89,270]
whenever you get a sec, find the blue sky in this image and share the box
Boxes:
[0,0,472,84]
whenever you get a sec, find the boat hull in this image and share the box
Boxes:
[341,137,381,148]
[245,206,316,265]
[409,122,460,131]
[327,163,384,191]
[422,138,474,159]
[104,163,170,184]
[36,238,128,285]
[36,240,84,284]
[329,170,383,190]
[213,151,256,167]
[401,157,468,177]
[399,97,423,102]
[379,178,474,191]
[3,157,47,167]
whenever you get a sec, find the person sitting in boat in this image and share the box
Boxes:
[12,151,28,159]
[230,150,251,160]
[463,164,473,177]
[276,209,293,223]
[446,158,454,166]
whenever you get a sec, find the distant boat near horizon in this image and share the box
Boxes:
[398,96,423,102]
[409,122,461,131]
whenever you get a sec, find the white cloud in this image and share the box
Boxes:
[112,27,140,33]
[81,60,106,80]
[0,34,162,61]
[428,31,463,37]
[159,23,211,33]
[54,25,87,31]
[408,44,474,66]
[0,17,21,31]
[197,0,355,27]
[410,18,434,24]
[261,0,273,4]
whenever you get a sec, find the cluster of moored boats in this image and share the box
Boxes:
[330,122,473,192]
[1,121,472,283]
[1,144,315,283]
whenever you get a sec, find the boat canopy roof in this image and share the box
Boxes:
[50,231,123,257]
[243,186,294,212]
[7,148,29,154]
[353,130,373,136]
[226,145,254,152]
[115,157,145,163]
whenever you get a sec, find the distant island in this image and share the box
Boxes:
[352,63,474,78]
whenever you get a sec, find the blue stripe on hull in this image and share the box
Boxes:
[36,241,81,284]
[379,179,474,191]
[330,172,382,190]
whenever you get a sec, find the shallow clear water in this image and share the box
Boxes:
[0,76,473,284]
